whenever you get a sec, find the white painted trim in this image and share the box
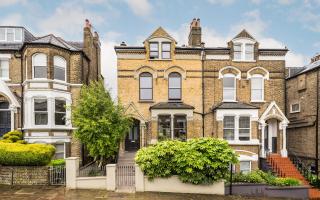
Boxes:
[247,67,269,80]
[134,66,157,79]
[53,56,67,82]
[290,102,300,113]
[259,101,289,124]
[0,80,20,107]
[231,38,256,62]
[164,66,186,80]
[218,66,241,79]
[259,55,285,61]
[151,109,193,119]
[216,109,259,121]
[222,73,237,102]
[206,54,230,60]
[227,139,260,145]
[250,74,265,102]
[32,53,48,79]
[0,54,11,59]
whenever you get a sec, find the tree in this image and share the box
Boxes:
[73,80,132,165]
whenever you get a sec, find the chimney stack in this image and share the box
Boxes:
[311,53,320,63]
[188,18,202,47]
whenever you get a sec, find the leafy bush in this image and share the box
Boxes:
[310,175,320,188]
[231,170,301,187]
[1,130,25,143]
[49,159,65,166]
[135,138,238,185]
[0,142,55,166]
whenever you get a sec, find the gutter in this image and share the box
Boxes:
[316,70,319,177]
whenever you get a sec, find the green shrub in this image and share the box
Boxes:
[1,130,25,143]
[0,142,55,166]
[49,159,65,166]
[232,171,265,184]
[272,177,301,186]
[135,138,238,185]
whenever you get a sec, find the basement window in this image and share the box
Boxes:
[290,103,300,113]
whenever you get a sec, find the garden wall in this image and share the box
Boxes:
[0,166,49,185]
[225,183,310,199]
[135,165,225,195]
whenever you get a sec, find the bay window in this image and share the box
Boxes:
[239,116,250,141]
[223,74,236,101]
[173,115,187,141]
[251,75,264,101]
[224,116,251,141]
[158,114,187,141]
[34,99,48,125]
[139,72,153,100]
[53,56,66,81]
[168,72,182,100]
[32,53,47,79]
[55,99,66,125]
[240,161,251,174]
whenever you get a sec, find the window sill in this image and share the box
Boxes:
[251,100,265,103]
[0,78,11,81]
[232,60,256,63]
[139,100,154,103]
[222,100,238,103]
[148,59,172,61]
[226,139,259,145]
[290,111,300,114]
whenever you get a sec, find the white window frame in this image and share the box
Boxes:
[53,56,67,82]
[250,74,264,102]
[239,161,252,174]
[233,43,242,61]
[223,115,235,140]
[32,53,47,79]
[223,73,236,102]
[33,97,48,126]
[290,103,300,113]
[6,28,14,43]
[0,28,6,42]
[0,28,23,43]
[54,143,66,159]
[223,115,251,141]
[233,40,255,62]
[238,116,251,141]
[0,58,10,80]
[54,98,67,126]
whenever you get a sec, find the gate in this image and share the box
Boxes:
[116,164,135,189]
[49,166,66,185]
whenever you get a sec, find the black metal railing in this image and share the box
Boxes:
[289,153,318,185]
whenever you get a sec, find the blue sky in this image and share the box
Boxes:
[1,0,320,96]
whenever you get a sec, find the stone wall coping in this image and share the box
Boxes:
[65,157,79,160]
[76,176,106,180]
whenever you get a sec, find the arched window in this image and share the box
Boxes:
[251,74,264,101]
[168,72,181,100]
[223,74,236,101]
[139,72,152,100]
[32,53,47,79]
[53,56,66,81]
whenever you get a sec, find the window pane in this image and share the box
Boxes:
[0,28,5,41]
[55,113,66,125]
[34,99,47,111]
[234,52,241,60]
[252,90,263,101]
[224,116,235,128]
[240,161,251,174]
[251,77,262,89]
[162,43,171,51]
[35,113,48,125]
[239,117,250,128]
[34,66,47,78]
[223,89,235,101]
[7,29,14,42]
[245,44,254,52]
[223,77,235,88]
[33,54,47,66]
[162,51,171,59]
[0,60,9,78]
[234,44,241,51]
[150,43,158,51]
[169,88,181,100]
[54,66,65,81]
[140,76,152,88]
[245,52,254,60]
[14,28,22,41]
[174,115,187,141]
[223,129,234,140]
[55,100,66,125]
[140,88,152,100]
[158,115,171,140]
[169,77,181,88]
[292,104,300,112]
[150,51,159,59]
[55,100,66,112]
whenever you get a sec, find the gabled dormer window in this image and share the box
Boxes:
[149,42,159,59]
[245,44,254,60]
[233,42,254,61]
[234,44,242,60]
[0,28,23,43]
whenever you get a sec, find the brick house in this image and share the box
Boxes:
[115,19,289,172]
[0,20,101,159]
[286,53,320,173]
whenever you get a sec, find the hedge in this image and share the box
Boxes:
[135,138,238,185]
[1,130,26,144]
[49,159,65,166]
[0,142,55,166]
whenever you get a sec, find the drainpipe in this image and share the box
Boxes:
[316,70,319,178]
[20,53,24,135]
[201,42,205,137]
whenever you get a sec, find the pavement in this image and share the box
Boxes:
[0,185,287,200]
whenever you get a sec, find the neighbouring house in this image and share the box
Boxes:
[0,20,101,159]
[115,18,289,172]
[286,53,320,174]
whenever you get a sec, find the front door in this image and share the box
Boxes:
[125,119,140,151]
[0,110,10,137]
[267,119,278,154]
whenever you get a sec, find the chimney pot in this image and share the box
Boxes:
[120,41,127,46]
[85,19,90,28]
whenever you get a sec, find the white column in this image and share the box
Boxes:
[268,123,272,153]
[9,105,17,131]
[140,122,145,148]
[65,157,79,189]
[135,164,145,192]
[281,124,288,157]
[106,164,116,191]
[171,115,174,139]
[260,123,266,158]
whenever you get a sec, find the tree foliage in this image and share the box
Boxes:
[73,80,132,163]
[135,138,238,185]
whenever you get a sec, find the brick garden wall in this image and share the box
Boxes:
[0,166,49,185]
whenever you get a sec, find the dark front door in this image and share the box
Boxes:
[125,119,140,151]
[0,110,10,137]
[272,137,277,153]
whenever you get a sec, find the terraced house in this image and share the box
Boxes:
[0,20,101,159]
[116,18,289,172]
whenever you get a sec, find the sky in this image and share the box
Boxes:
[1,0,320,97]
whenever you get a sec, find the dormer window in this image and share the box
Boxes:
[234,44,242,60]
[0,28,23,43]
[162,42,171,59]
[245,44,254,60]
[233,42,255,61]
[149,42,159,59]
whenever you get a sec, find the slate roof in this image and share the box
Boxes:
[28,34,82,51]
[233,29,255,40]
[287,60,320,79]
[212,102,259,110]
[150,102,195,110]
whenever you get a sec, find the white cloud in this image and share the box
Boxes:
[207,0,235,5]
[0,0,25,7]
[0,13,22,25]
[277,0,294,5]
[125,0,152,17]
[37,2,104,39]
